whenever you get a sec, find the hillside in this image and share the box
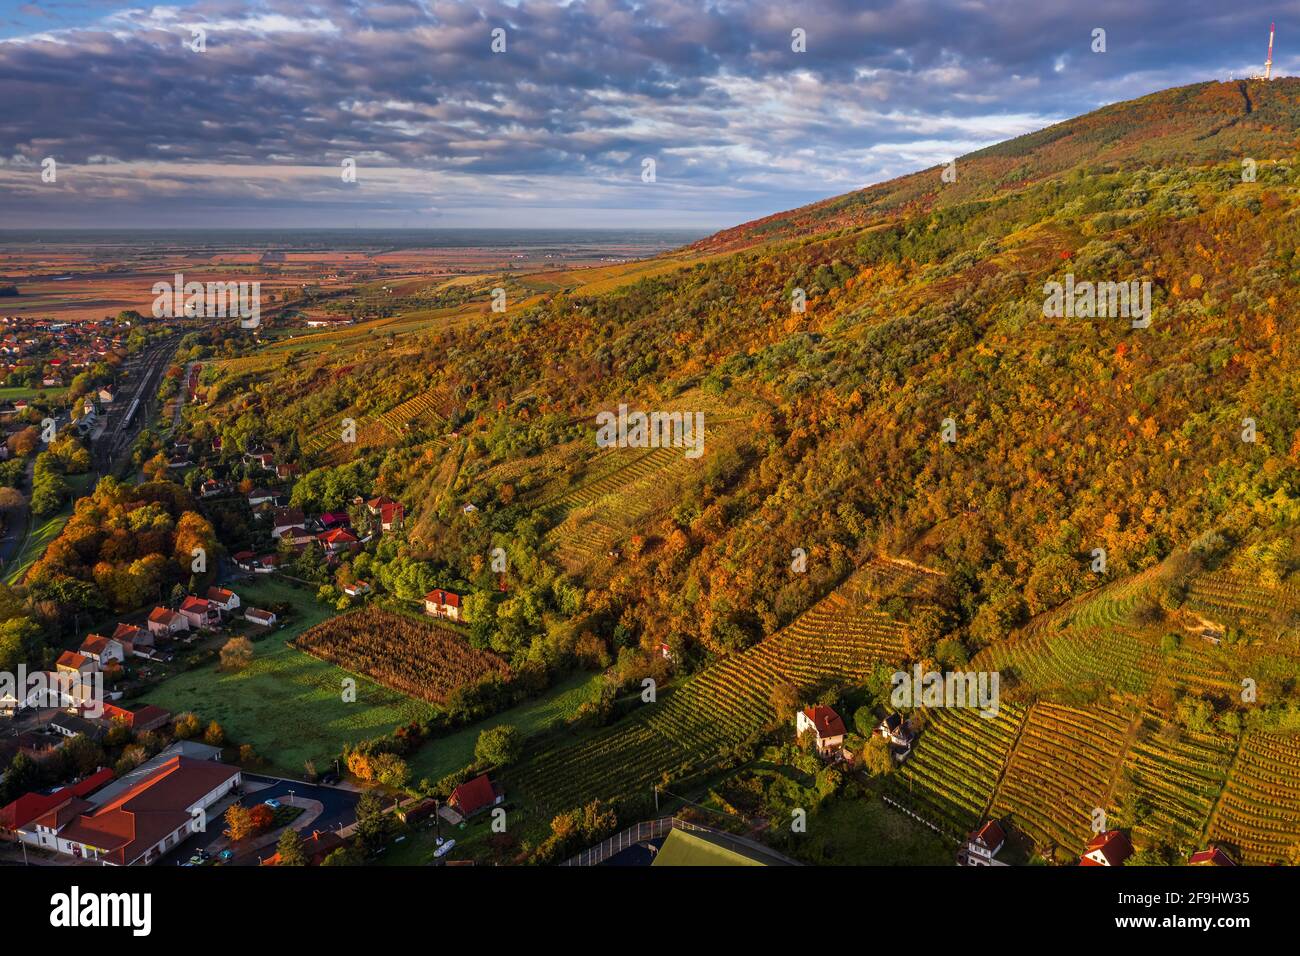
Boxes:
[178,78,1300,860]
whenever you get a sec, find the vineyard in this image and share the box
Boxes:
[506,562,921,814]
[887,703,1027,838]
[988,703,1135,857]
[1206,732,1300,864]
[1186,570,1300,639]
[1119,707,1236,847]
[293,607,508,704]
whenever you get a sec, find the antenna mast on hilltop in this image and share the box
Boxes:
[1266,21,1276,79]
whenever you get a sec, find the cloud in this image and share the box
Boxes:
[0,0,1286,227]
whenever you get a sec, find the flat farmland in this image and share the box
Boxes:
[140,578,436,776]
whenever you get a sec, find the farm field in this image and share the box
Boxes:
[405,671,605,785]
[140,579,436,777]
[787,795,954,866]
[293,606,508,704]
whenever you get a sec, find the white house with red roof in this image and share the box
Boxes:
[26,756,240,864]
[78,634,126,667]
[795,705,847,756]
[961,820,1007,866]
[244,607,277,628]
[1080,830,1133,867]
[56,651,97,675]
[205,586,241,616]
[318,527,359,554]
[146,607,190,638]
[178,596,220,630]
[423,588,462,622]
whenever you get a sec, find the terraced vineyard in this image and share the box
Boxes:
[1186,570,1300,637]
[989,703,1135,857]
[1120,708,1236,847]
[887,703,1027,838]
[1207,732,1300,864]
[506,563,919,814]
[982,627,1161,696]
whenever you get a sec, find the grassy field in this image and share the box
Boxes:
[4,474,95,585]
[788,795,954,865]
[140,578,436,777]
[406,671,604,785]
[0,385,68,401]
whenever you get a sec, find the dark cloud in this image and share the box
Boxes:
[0,0,1292,227]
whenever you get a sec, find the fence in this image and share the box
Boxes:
[560,816,707,867]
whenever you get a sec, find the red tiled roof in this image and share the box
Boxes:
[56,756,238,866]
[1081,830,1133,867]
[449,774,499,816]
[319,528,358,544]
[112,623,146,641]
[206,587,236,603]
[179,596,210,613]
[1189,847,1236,866]
[102,703,171,729]
[971,820,1006,850]
[424,589,462,608]
[802,705,846,739]
[0,768,114,831]
[57,650,89,670]
[80,635,111,655]
[148,607,181,625]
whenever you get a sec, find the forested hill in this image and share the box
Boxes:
[196,75,1300,672]
[695,78,1300,253]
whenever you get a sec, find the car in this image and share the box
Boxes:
[263,798,281,809]
[218,849,234,862]
[433,839,456,858]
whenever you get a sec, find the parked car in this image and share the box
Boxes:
[263,798,282,809]
[434,838,456,858]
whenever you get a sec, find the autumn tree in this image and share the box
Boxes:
[219,636,254,671]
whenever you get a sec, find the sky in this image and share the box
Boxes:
[0,0,1294,230]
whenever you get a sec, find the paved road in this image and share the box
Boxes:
[162,775,360,866]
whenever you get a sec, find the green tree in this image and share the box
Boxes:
[475,724,523,767]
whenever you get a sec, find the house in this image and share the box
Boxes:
[112,623,153,654]
[0,768,115,838]
[97,385,115,404]
[318,511,350,529]
[200,478,231,499]
[244,608,277,628]
[1080,830,1134,867]
[146,607,190,638]
[262,828,347,866]
[342,581,371,598]
[178,596,220,630]
[1189,847,1236,866]
[246,488,277,508]
[448,774,504,818]
[365,495,397,515]
[318,527,359,553]
[271,507,306,538]
[961,820,1007,866]
[795,705,847,756]
[877,712,917,761]
[21,756,240,864]
[100,703,171,734]
[48,712,106,741]
[205,587,241,616]
[233,550,259,572]
[56,650,98,675]
[78,635,126,667]
[423,588,462,622]
[378,501,404,532]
